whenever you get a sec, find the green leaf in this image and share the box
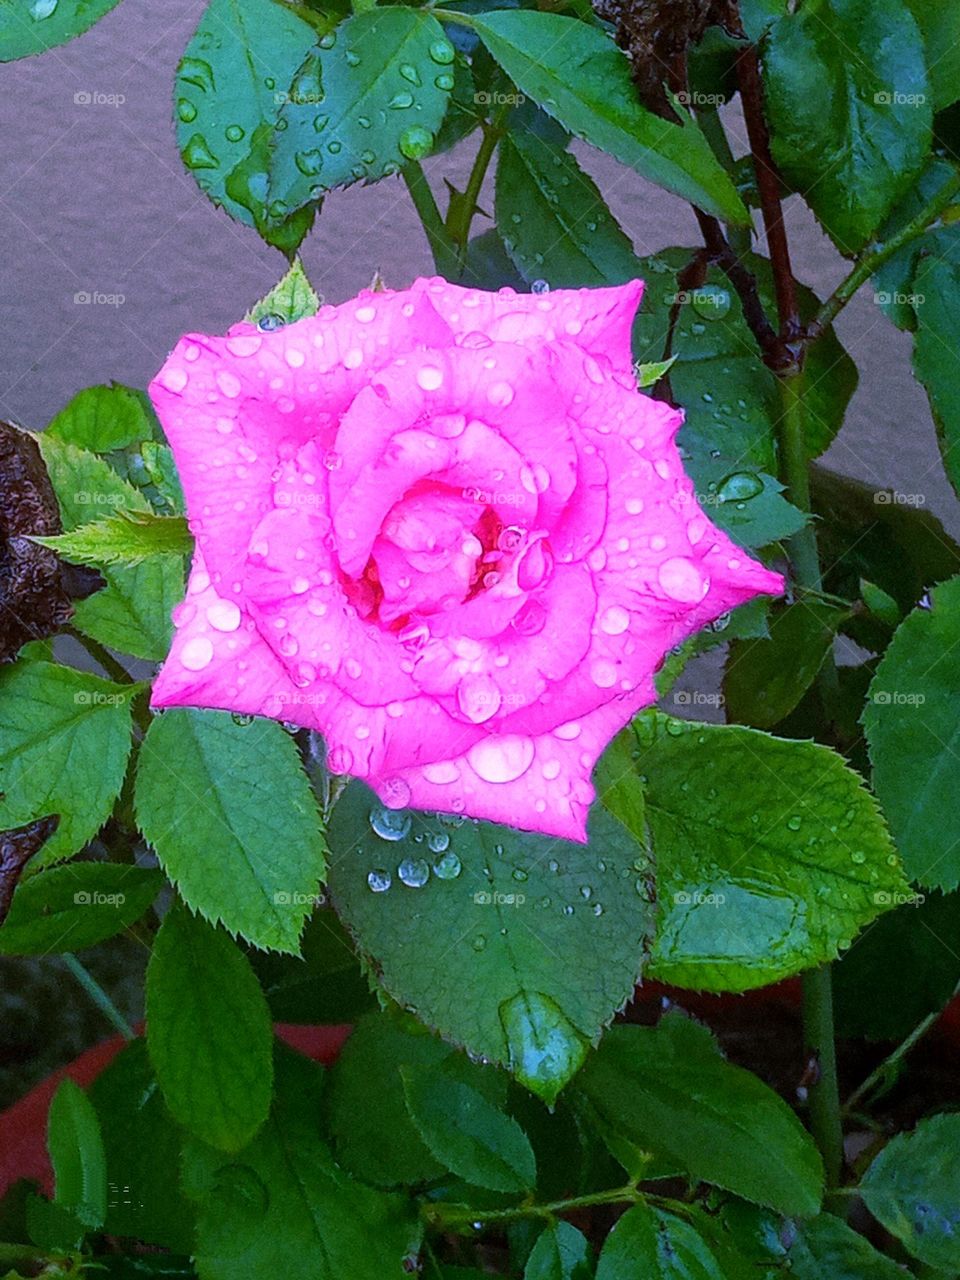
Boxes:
[861,1114,960,1270]
[0,863,161,955]
[782,1213,907,1280]
[402,1068,535,1193]
[88,1039,196,1253]
[723,599,848,729]
[632,249,856,466]
[252,906,376,1024]
[35,434,184,659]
[763,0,931,252]
[580,1015,824,1216]
[635,355,677,388]
[176,0,317,250]
[46,383,156,454]
[835,889,960,1040]
[686,459,807,551]
[185,1045,421,1280]
[0,0,121,61]
[33,511,193,567]
[135,710,326,952]
[326,782,655,1103]
[596,1202,729,1279]
[495,129,639,287]
[467,11,749,225]
[244,256,321,325]
[865,577,960,889]
[146,901,274,1152]
[911,251,960,499]
[328,1010,504,1187]
[269,9,455,215]
[47,1079,107,1230]
[0,661,136,866]
[904,0,960,110]
[525,1221,591,1280]
[629,713,907,991]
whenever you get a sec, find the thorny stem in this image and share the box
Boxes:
[844,981,960,1116]
[401,161,462,279]
[447,104,512,269]
[422,1182,645,1231]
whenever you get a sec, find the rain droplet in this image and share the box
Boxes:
[368,868,392,893]
[369,806,412,842]
[295,148,324,176]
[225,123,245,142]
[181,133,219,171]
[718,471,763,503]
[398,62,421,85]
[787,815,803,831]
[432,850,461,879]
[257,313,284,332]
[398,857,429,888]
[398,126,433,160]
[429,39,455,64]
[531,279,550,295]
[472,934,487,952]
[389,91,414,109]
[176,98,197,123]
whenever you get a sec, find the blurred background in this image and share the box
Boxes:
[2,0,957,1108]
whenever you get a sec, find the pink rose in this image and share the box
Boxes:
[150,278,782,840]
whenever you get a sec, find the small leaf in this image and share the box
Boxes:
[35,434,184,659]
[0,660,137,866]
[33,511,193,567]
[45,383,157,454]
[175,0,317,249]
[861,1114,960,1270]
[581,1016,824,1217]
[597,1202,729,1279]
[0,0,121,61]
[89,1039,196,1253]
[326,782,655,1102]
[864,576,960,889]
[763,0,931,252]
[495,129,639,288]
[47,1079,107,1230]
[135,709,326,952]
[468,11,749,225]
[184,1044,421,1280]
[402,1067,536,1193]
[635,356,677,388]
[245,257,321,325]
[328,1010,505,1188]
[146,901,274,1152]
[268,8,454,214]
[629,714,907,992]
[525,1221,591,1280]
[723,599,848,729]
[0,863,161,954]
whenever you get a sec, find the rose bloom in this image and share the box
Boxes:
[150,278,781,841]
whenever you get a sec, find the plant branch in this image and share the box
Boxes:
[447,105,511,269]
[808,169,960,340]
[401,161,461,279]
[62,952,136,1040]
[422,1182,644,1231]
[843,983,960,1116]
[736,45,801,351]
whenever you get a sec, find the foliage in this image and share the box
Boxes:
[3,0,960,1275]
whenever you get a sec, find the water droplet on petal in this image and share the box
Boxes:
[467,736,535,784]
[416,364,443,391]
[181,636,214,671]
[658,556,707,603]
[457,673,501,724]
[381,776,412,809]
[599,604,630,635]
[206,599,241,632]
